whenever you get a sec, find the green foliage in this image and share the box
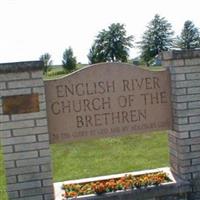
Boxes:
[39,53,53,74]
[88,23,133,64]
[88,43,107,64]
[62,47,77,72]
[139,14,174,66]
[175,20,200,49]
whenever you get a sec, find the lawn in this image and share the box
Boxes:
[51,131,169,182]
[44,63,87,79]
[0,131,169,199]
[0,146,8,200]
[44,64,164,80]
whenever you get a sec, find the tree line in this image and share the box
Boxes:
[40,14,200,74]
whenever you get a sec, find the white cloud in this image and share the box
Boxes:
[0,0,199,64]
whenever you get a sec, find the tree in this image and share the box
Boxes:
[139,14,174,66]
[175,20,200,49]
[88,23,133,64]
[62,47,77,72]
[87,43,107,64]
[39,53,53,74]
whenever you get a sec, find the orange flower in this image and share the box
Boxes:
[68,191,77,197]
[62,171,171,198]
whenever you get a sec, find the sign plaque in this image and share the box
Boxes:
[2,94,39,115]
[45,63,172,143]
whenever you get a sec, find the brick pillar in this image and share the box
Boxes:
[0,61,54,200]
[161,50,200,200]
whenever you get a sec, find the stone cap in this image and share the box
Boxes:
[160,49,200,60]
[0,61,44,73]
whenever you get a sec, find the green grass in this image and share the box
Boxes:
[51,131,169,182]
[141,65,164,71]
[44,64,87,79]
[44,64,164,80]
[0,131,169,199]
[0,146,8,200]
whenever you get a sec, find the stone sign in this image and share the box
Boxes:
[45,63,172,143]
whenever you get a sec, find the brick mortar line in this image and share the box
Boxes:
[173,89,200,93]
[3,150,39,156]
[5,77,43,83]
[9,116,47,122]
[174,122,200,126]
[0,115,47,124]
[185,78,200,81]
[13,146,50,153]
[170,71,200,75]
[11,133,49,139]
[0,79,30,84]
[169,135,200,141]
[0,125,35,131]
[171,78,200,83]
[33,118,37,127]
[164,58,200,65]
[173,115,200,119]
[168,68,200,72]
[7,178,44,184]
[185,86,200,89]
[13,144,50,153]
[169,65,200,69]
[0,88,32,92]
[172,108,200,113]
[172,100,200,104]
[16,155,51,162]
[185,71,200,74]
[35,134,49,142]
[3,143,50,153]
[168,140,193,149]
[31,87,34,94]
[0,118,40,125]
[7,129,48,136]
[168,135,200,143]
[171,81,200,84]
[3,156,51,169]
[168,145,190,154]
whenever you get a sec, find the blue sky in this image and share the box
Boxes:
[0,0,200,64]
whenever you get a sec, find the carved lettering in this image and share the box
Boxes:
[140,92,168,105]
[122,77,160,92]
[56,81,116,97]
[45,63,172,143]
[75,110,147,128]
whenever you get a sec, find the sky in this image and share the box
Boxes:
[0,0,200,64]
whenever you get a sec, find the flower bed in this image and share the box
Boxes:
[61,171,171,199]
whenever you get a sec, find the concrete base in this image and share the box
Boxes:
[54,167,191,200]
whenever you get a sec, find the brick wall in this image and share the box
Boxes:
[161,50,200,200]
[1,53,200,200]
[0,61,54,200]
